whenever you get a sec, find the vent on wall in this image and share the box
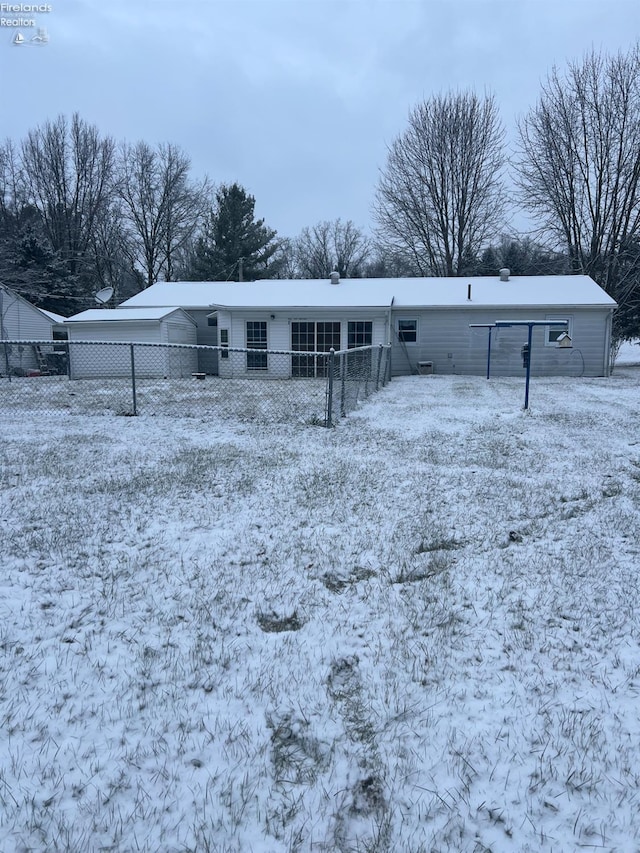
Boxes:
[417,361,434,375]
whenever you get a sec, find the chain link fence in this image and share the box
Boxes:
[1,340,391,426]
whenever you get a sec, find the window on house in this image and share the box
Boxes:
[348,321,372,349]
[291,321,340,377]
[246,321,268,371]
[545,317,572,346]
[397,319,417,343]
[220,328,229,359]
[347,321,373,376]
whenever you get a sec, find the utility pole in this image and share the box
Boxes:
[238,257,244,282]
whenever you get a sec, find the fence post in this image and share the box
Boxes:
[325,348,335,427]
[364,347,370,397]
[375,344,383,391]
[3,342,11,382]
[65,341,71,379]
[130,343,137,416]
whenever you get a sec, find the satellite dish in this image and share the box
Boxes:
[94,287,114,305]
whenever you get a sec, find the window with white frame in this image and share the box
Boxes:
[397,319,417,343]
[219,328,229,359]
[545,316,572,346]
[291,321,340,377]
[246,321,268,370]
[347,321,372,349]
[347,321,373,376]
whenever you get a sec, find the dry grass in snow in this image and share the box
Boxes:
[1,347,640,852]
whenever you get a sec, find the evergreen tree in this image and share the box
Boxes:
[189,183,281,280]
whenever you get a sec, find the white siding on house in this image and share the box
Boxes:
[113,276,615,379]
[1,290,54,340]
[214,309,389,378]
[66,312,198,379]
[183,309,219,374]
[390,307,615,377]
[1,287,58,374]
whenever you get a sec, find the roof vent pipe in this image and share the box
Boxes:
[330,271,340,285]
[499,268,510,282]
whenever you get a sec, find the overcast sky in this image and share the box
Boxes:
[1,0,639,239]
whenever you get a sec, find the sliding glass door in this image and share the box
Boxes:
[291,321,341,377]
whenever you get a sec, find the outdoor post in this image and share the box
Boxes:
[340,351,346,417]
[523,323,533,410]
[3,341,11,382]
[375,343,383,391]
[65,341,71,379]
[326,347,335,428]
[469,324,496,379]
[493,320,567,410]
[130,343,137,416]
[364,348,370,397]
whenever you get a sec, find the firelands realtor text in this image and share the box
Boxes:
[1,3,51,26]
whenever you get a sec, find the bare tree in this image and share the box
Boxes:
[21,114,116,286]
[88,203,141,301]
[293,219,371,278]
[373,92,506,276]
[0,139,27,226]
[516,45,640,304]
[118,141,208,288]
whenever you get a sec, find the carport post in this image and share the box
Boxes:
[130,343,137,416]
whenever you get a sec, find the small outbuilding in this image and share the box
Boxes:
[0,284,67,375]
[64,307,198,379]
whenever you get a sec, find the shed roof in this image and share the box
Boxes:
[65,307,195,324]
[40,309,67,324]
[117,275,616,311]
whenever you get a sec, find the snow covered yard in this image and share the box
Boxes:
[2,347,640,852]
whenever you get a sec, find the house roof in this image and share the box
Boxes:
[40,309,67,324]
[116,276,616,311]
[65,307,195,324]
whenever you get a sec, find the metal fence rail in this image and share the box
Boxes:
[1,340,391,426]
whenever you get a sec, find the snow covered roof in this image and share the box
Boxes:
[65,307,194,324]
[39,309,67,324]
[117,276,616,311]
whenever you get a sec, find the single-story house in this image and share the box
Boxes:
[106,272,616,378]
[64,307,198,379]
[0,284,67,375]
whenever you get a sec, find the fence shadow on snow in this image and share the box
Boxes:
[1,340,391,426]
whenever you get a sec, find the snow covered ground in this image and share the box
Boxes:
[2,344,640,852]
